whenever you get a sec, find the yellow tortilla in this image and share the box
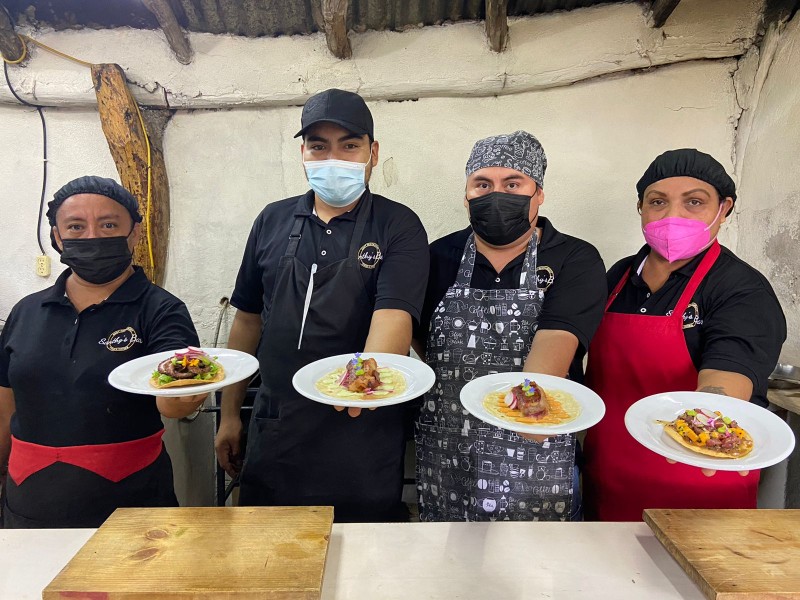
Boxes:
[662,422,754,459]
[315,366,406,401]
[482,387,581,426]
[150,362,225,389]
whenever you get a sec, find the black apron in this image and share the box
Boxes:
[416,233,577,521]
[238,194,408,522]
[2,447,177,529]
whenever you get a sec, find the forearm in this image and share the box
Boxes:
[410,338,426,361]
[220,310,262,421]
[363,309,413,355]
[522,329,579,377]
[696,369,753,400]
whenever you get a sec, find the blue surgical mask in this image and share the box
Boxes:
[303,152,370,208]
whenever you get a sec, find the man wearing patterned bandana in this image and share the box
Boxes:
[413,131,607,521]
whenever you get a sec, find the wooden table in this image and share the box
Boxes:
[1,522,705,599]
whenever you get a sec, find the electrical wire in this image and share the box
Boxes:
[2,26,155,272]
[3,59,47,255]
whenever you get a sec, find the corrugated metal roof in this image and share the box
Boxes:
[5,0,629,37]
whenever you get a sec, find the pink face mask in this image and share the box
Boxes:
[642,204,724,263]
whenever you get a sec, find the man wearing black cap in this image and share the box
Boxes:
[582,149,786,521]
[0,176,206,528]
[215,89,428,522]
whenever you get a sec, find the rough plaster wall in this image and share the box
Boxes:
[163,59,740,345]
[0,0,763,108]
[736,13,800,366]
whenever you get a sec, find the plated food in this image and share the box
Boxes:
[315,353,407,400]
[482,378,580,426]
[658,407,754,459]
[150,347,225,389]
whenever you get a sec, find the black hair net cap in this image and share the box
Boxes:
[636,149,737,202]
[46,176,143,226]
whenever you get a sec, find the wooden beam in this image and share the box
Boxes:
[0,6,25,63]
[485,0,508,53]
[142,0,193,65]
[649,0,681,28]
[320,0,352,59]
[91,64,171,286]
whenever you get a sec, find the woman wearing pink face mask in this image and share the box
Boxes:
[582,149,786,521]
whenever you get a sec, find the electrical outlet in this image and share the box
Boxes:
[35,255,51,277]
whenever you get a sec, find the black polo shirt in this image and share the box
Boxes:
[0,267,200,446]
[231,189,429,324]
[606,244,786,407]
[415,217,607,381]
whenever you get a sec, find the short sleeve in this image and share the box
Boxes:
[699,284,786,397]
[230,217,266,314]
[537,242,607,351]
[373,214,429,323]
[144,299,201,353]
[0,307,16,387]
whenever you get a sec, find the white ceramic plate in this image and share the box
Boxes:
[292,353,435,408]
[625,391,796,471]
[108,348,259,397]
[459,372,606,435]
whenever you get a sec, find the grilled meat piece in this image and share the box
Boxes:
[342,357,381,392]
[512,381,549,418]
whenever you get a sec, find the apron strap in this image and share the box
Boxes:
[605,241,722,316]
[286,212,306,258]
[670,240,721,322]
[348,190,373,257]
[455,230,539,289]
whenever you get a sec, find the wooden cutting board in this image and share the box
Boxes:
[43,506,333,600]
[644,509,800,600]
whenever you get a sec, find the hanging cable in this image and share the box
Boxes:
[2,29,155,272]
[3,58,48,255]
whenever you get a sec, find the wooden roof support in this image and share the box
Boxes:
[92,64,171,285]
[649,0,681,28]
[0,5,25,63]
[486,0,509,53]
[320,0,352,59]
[142,0,193,65]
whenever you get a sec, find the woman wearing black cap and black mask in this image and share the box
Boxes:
[0,176,206,528]
[582,149,787,521]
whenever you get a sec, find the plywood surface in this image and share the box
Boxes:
[644,509,800,600]
[43,506,333,600]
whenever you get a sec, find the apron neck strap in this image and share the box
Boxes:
[605,241,722,315]
[455,231,539,289]
[348,191,372,257]
[670,240,721,319]
[286,212,306,258]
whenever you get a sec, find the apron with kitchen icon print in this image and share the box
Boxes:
[416,233,576,521]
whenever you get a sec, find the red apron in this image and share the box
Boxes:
[7,429,164,484]
[583,242,758,521]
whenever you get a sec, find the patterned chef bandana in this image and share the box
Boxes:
[465,130,547,188]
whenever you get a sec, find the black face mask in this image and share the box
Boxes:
[59,235,133,284]
[468,192,533,246]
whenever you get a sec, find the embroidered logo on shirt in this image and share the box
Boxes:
[99,326,143,351]
[668,303,704,329]
[681,302,703,329]
[535,266,555,291]
[358,242,383,269]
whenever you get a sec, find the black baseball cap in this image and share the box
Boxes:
[294,88,374,140]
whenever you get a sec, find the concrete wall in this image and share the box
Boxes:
[735,12,800,367]
[0,0,773,506]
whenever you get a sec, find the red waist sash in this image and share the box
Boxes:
[8,429,164,484]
